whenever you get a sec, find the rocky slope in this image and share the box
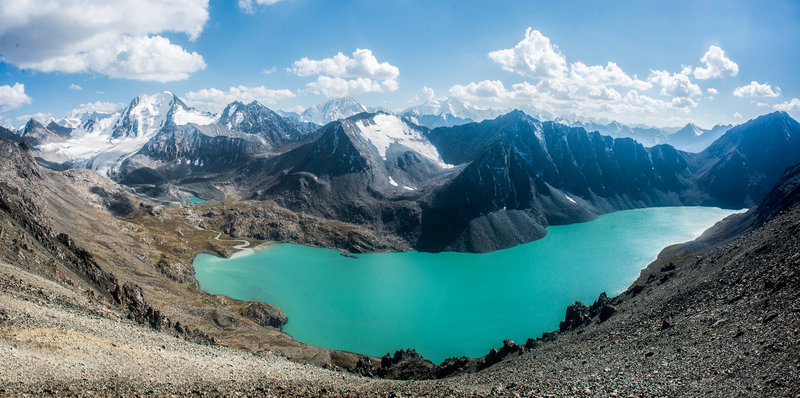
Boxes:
[0,138,372,371]
[1,139,798,396]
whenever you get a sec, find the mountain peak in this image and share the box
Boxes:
[300,97,368,125]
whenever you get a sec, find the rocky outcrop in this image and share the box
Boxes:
[378,349,436,380]
[237,301,287,329]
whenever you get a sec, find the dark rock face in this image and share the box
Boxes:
[378,349,436,380]
[434,356,471,379]
[354,357,375,377]
[697,111,800,208]
[237,301,287,329]
[559,292,616,331]
[88,186,136,218]
[479,339,523,370]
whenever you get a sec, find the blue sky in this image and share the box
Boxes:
[1,0,799,128]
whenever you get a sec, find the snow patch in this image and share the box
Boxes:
[355,114,453,169]
[172,106,216,126]
[565,194,577,204]
[388,176,399,187]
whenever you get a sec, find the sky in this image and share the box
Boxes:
[1,0,799,129]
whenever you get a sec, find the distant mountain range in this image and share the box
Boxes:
[15,91,800,252]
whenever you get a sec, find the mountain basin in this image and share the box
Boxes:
[193,206,741,363]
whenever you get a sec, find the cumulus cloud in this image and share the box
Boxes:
[733,81,781,98]
[68,84,82,90]
[489,28,567,79]
[0,0,209,82]
[23,36,206,82]
[238,0,285,13]
[414,86,437,104]
[292,49,399,96]
[70,101,123,115]
[647,70,703,98]
[183,85,296,112]
[441,27,712,125]
[0,83,32,112]
[707,88,718,95]
[569,62,651,91]
[734,112,743,119]
[693,46,739,79]
[774,98,800,112]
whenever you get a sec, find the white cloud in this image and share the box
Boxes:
[449,80,513,103]
[238,0,285,14]
[292,49,399,80]
[20,35,205,82]
[17,112,54,123]
[774,98,800,112]
[734,112,743,119]
[693,46,738,79]
[569,62,651,91]
[0,83,32,112]
[414,86,437,103]
[71,101,123,114]
[0,0,208,82]
[292,48,399,96]
[647,70,702,98]
[68,83,82,90]
[733,81,781,98]
[183,85,296,112]
[707,88,718,95]
[262,66,277,75]
[305,76,398,97]
[489,28,568,79]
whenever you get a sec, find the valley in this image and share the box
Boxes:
[1,93,799,396]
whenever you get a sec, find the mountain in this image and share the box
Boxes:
[570,120,668,147]
[31,92,217,176]
[299,97,367,125]
[401,110,474,129]
[218,101,318,142]
[665,123,732,153]
[402,97,507,128]
[420,111,697,251]
[21,118,73,145]
[696,111,800,208]
[24,91,800,253]
[241,112,457,231]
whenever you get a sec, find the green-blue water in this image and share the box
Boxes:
[188,196,206,203]
[194,207,739,363]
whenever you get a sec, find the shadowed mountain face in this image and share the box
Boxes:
[695,111,800,208]
[20,92,800,252]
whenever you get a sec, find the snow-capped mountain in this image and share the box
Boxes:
[402,97,508,128]
[666,123,732,153]
[405,97,505,122]
[300,97,367,125]
[35,92,217,175]
[352,112,450,169]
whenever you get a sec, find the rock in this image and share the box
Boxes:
[154,256,194,284]
[598,305,617,323]
[434,356,471,379]
[480,340,523,370]
[560,301,591,331]
[377,349,435,380]
[354,356,375,377]
[238,301,287,329]
[211,311,240,328]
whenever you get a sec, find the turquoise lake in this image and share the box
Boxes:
[188,196,206,203]
[193,206,739,363]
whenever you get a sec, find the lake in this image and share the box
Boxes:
[193,206,739,363]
